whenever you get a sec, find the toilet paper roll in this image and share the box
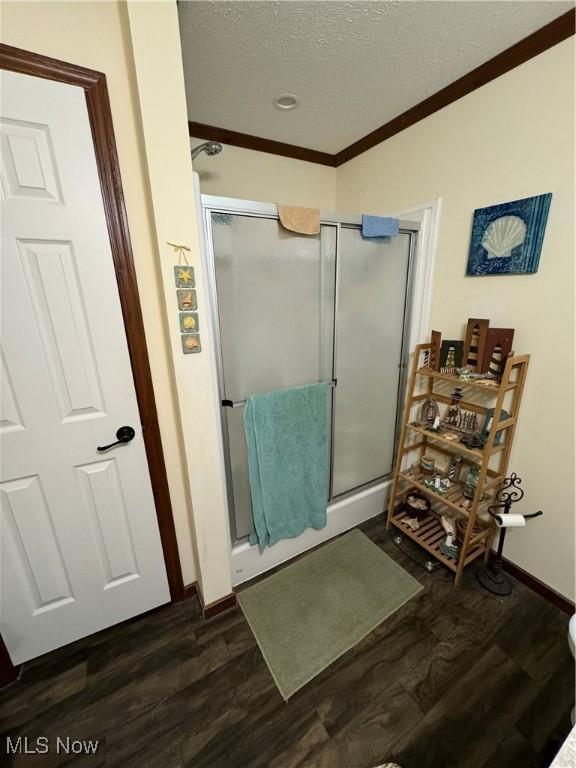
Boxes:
[495,513,526,528]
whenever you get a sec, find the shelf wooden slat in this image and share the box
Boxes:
[407,423,483,460]
[406,423,508,460]
[398,467,497,523]
[407,438,505,474]
[416,368,517,392]
[391,509,487,572]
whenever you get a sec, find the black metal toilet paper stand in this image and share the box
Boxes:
[476,473,543,596]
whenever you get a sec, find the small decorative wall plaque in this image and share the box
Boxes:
[181,333,201,354]
[167,242,202,356]
[179,312,199,333]
[466,193,552,276]
[174,265,195,287]
[177,289,197,311]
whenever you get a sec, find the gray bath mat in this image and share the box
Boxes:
[237,529,422,699]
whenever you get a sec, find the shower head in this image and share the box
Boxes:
[191,141,223,160]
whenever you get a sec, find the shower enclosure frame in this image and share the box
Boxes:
[201,195,420,560]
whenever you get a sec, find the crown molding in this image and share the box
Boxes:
[188,121,336,167]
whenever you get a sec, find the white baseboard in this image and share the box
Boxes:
[230,480,391,586]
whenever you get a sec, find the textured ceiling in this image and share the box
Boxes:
[178,1,573,153]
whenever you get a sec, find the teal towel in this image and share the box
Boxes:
[244,383,330,549]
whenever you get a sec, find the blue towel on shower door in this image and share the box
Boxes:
[362,214,399,237]
[244,383,330,549]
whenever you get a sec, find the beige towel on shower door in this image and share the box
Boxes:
[277,205,321,235]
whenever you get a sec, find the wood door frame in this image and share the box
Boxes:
[0,43,185,602]
[0,633,18,688]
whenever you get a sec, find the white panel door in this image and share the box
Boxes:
[0,70,170,664]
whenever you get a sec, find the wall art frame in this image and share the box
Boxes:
[466,193,552,276]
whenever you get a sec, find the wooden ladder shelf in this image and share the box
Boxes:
[386,342,529,585]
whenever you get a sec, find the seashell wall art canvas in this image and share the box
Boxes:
[466,193,552,275]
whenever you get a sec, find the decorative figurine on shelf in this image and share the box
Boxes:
[430,330,442,371]
[481,408,509,445]
[426,414,441,432]
[442,431,460,441]
[460,432,486,449]
[457,368,494,381]
[463,318,490,372]
[444,345,456,373]
[461,411,479,433]
[443,388,464,429]
[447,455,462,482]
[443,405,462,428]
[481,328,515,380]
[477,473,543,596]
[439,340,464,373]
[463,466,480,500]
[420,456,435,474]
[451,388,464,403]
[401,490,431,531]
[424,475,452,495]
[440,516,459,559]
[420,398,440,425]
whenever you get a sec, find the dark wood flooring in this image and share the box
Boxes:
[1,515,573,767]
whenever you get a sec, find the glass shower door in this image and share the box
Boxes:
[210,212,336,540]
[331,227,413,497]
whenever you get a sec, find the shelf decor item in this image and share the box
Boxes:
[466,194,552,276]
[440,516,459,559]
[463,466,480,499]
[463,318,490,371]
[420,399,440,425]
[420,456,435,474]
[442,388,464,429]
[401,490,431,522]
[424,475,451,495]
[386,330,529,585]
[430,330,442,370]
[481,408,509,445]
[439,340,464,374]
[460,432,485,450]
[482,328,515,379]
[461,411,478,433]
[447,455,462,482]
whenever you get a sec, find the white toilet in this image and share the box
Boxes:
[569,614,576,725]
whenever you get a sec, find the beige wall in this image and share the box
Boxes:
[190,138,336,209]
[126,1,232,605]
[337,39,575,600]
[2,1,199,585]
